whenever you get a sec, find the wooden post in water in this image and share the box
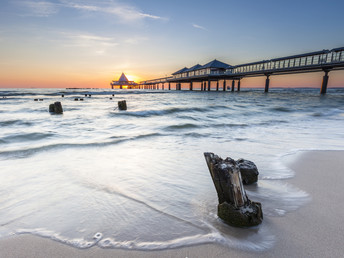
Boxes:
[264,75,270,93]
[237,79,241,91]
[321,70,330,94]
[190,81,193,91]
[216,81,219,91]
[169,83,171,90]
[231,80,235,92]
[201,82,204,91]
[223,80,226,91]
[208,79,211,91]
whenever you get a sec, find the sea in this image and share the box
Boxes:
[0,87,343,251]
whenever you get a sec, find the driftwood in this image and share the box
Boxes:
[204,152,263,227]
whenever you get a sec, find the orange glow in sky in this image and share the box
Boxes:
[0,1,344,89]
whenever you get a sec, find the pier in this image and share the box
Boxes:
[138,47,344,94]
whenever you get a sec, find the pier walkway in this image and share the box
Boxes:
[138,47,344,94]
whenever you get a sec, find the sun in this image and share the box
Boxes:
[126,75,139,82]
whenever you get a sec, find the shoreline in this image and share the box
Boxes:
[0,150,343,258]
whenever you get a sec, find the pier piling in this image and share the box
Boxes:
[231,80,235,92]
[265,75,270,93]
[321,70,330,94]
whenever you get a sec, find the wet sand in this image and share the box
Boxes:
[1,150,343,258]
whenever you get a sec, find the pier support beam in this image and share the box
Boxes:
[265,75,270,93]
[223,80,226,91]
[237,79,241,92]
[190,81,193,91]
[321,70,330,94]
[216,81,219,91]
[162,83,164,90]
[208,80,211,91]
[231,80,235,92]
[201,82,204,91]
[169,83,171,90]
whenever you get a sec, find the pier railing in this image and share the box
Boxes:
[229,47,344,76]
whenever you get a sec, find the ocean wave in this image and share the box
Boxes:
[110,106,209,118]
[15,226,274,251]
[0,133,162,159]
[1,132,54,143]
[0,120,33,127]
[164,123,200,130]
[269,106,293,112]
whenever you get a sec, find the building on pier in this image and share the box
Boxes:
[172,59,232,79]
[110,73,138,89]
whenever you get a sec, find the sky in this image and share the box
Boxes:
[0,0,344,88]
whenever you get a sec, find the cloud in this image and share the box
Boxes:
[13,0,166,23]
[63,1,165,22]
[192,23,208,31]
[15,0,59,17]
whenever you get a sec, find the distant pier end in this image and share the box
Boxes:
[110,73,138,89]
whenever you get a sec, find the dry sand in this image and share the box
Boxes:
[1,150,343,258]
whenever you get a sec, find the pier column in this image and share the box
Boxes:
[208,80,211,91]
[162,83,164,90]
[216,81,219,91]
[321,70,330,94]
[231,80,235,92]
[265,75,270,93]
[223,80,226,91]
[201,82,204,91]
[237,79,241,91]
[169,83,171,90]
[190,81,193,91]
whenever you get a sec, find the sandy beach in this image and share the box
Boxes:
[1,150,343,258]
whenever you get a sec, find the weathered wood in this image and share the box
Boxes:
[236,158,259,185]
[204,152,263,227]
[118,100,127,110]
[49,101,63,114]
[53,101,63,114]
[49,104,55,112]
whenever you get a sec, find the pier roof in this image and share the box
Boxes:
[201,59,232,69]
[172,67,189,75]
[118,73,129,82]
[185,64,202,72]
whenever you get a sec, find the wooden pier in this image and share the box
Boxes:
[138,47,344,94]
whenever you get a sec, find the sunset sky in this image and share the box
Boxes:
[1,0,344,88]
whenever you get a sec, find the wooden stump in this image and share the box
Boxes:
[236,159,259,185]
[118,100,127,110]
[204,152,263,227]
[49,102,63,114]
[49,104,55,112]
